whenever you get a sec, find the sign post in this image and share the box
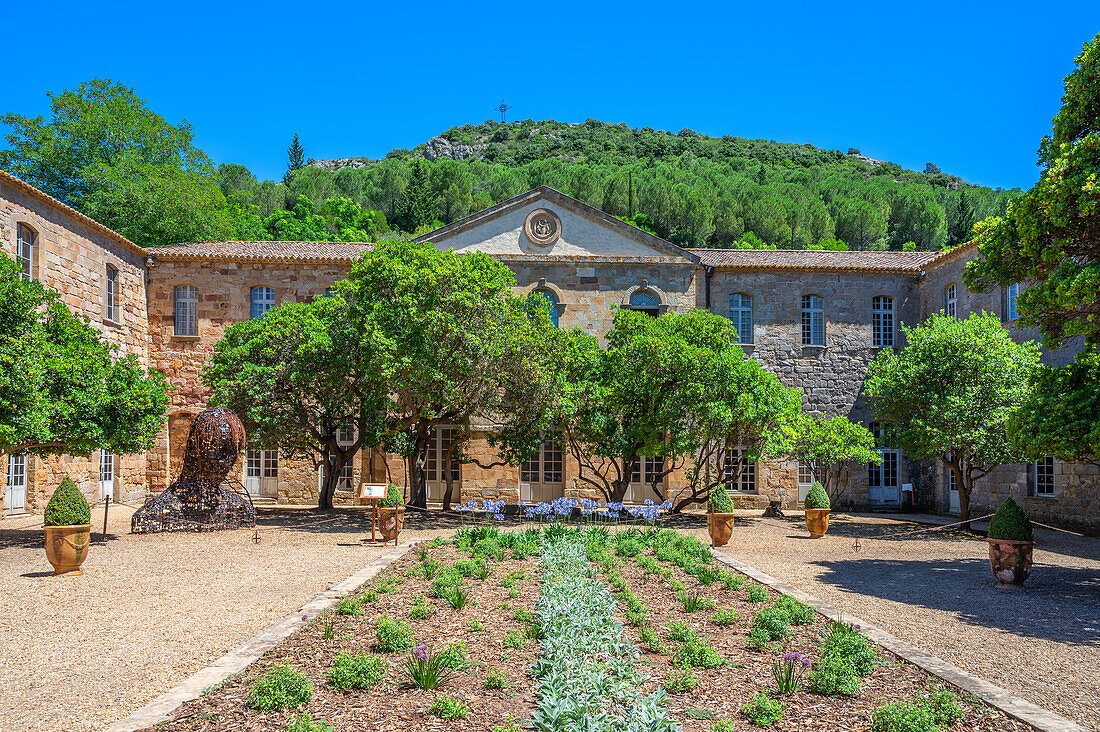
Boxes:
[357,483,388,543]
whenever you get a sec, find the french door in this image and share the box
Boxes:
[520,436,564,503]
[5,453,27,514]
[425,426,460,502]
[869,449,900,506]
[245,450,279,498]
[100,451,115,501]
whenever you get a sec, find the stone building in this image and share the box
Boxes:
[1,175,1096,534]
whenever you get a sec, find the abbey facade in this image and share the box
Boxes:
[2,172,1097,534]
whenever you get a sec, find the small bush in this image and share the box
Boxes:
[472,537,504,561]
[709,483,736,513]
[484,667,507,689]
[710,608,739,626]
[409,596,435,620]
[676,638,724,669]
[326,653,386,690]
[665,668,698,693]
[820,621,878,676]
[804,481,830,510]
[922,686,964,727]
[749,605,792,649]
[681,592,717,613]
[742,691,785,727]
[808,655,861,697]
[667,621,696,643]
[379,483,404,507]
[375,615,414,653]
[712,721,736,732]
[444,585,470,610]
[248,664,312,711]
[774,595,816,625]
[746,584,769,603]
[429,694,469,720]
[871,701,937,732]
[469,617,485,632]
[286,712,333,732]
[639,626,666,653]
[987,497,1033,541]
[720,571,745,590]
[437,641,470,671]
[43,476,91,526]
[503,630,526,649]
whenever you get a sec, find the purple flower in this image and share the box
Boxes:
[413,644,429,662]
[302,614,309,621]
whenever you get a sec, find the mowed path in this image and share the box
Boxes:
[690,513,1100,730]
[0,506,452,732]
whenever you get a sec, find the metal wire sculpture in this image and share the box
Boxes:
[132,406,256,533]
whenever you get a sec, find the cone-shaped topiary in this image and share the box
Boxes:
[987,497,1033,541]
[43,476,91,526]
[804,481,830,510]
[709,483,736,513]
[379,483,405,508]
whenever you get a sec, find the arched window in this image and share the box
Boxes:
[944,283,957,317]
[174,285,199,336]
[628,290,661,317]
[728,293,753,344]
[801,294,825,345]
[16,223,35,281]
[872,295,894,347]
[105,265,120,322]
[531,289,560,328]
[251,286,276,319]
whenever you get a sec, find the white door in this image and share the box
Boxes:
[520,437,564,504]
[425,426,459,502]
[99,451,114,501]
[797,461,813,504]
[947,465,960,514]
[869,449,901,506]
[624,456,664,504]
[6,453,27,514]
[245,450,278,498]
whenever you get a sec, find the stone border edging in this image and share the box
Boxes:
[710,550,1088,732]
[103,541,414,732]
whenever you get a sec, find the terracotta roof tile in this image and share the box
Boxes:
[688,248,940,273]
[149,240,374,263]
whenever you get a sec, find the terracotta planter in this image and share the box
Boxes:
[987,538,1034,585]
[804,508,830,537]
[378,506,405,540]
[707,512,736,547]
[44,524,91,576]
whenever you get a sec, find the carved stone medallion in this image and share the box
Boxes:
[523,208,562,247]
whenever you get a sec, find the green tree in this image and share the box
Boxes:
[864,313,1040,527]
[394,161,438,233]
[0,78,234,246]
[286,132,305,181]
[788,415,880,505]
[0,255,169,459]
[950,188,977,245]
[1008,353,1100,465]
[204,297,385,510]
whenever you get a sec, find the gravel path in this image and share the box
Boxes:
[688,513,1100,731]
[0,506,452,732]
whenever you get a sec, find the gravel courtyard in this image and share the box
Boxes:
[0,506,452,732]
[694,513,1100,731]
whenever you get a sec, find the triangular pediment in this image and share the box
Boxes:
[415,187,700,264]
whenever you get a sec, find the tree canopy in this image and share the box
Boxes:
[788,415,880,505]
[864,313,1040,526]
[0,254,169,458]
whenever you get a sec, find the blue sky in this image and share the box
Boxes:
[5,1,1099,190]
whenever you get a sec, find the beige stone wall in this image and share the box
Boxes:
[1,178,151,515]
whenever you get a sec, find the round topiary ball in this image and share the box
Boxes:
[803,481,830,510]
[380,483,405,508]
[987,497,1033,542]
[43,476,91,526]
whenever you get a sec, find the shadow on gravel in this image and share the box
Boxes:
[814,557,1100,646]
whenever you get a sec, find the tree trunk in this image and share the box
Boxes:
[407,424,432,509]
[442,446,458,511]
[610,456,636,503]
[959,480,973,532]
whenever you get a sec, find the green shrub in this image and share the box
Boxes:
[639,626,666,653]
[379,483,404,507]
[808,655,861,696]
[469,618,485,632]
[665,668,697,693]
[921,686,964,727]
[742,692,785,727]
[820,621,878,676]
[987,497,1033,541]
[325,653,386,690]
[712,721,736,732]
[429,694,469,720]
[748,605,791,649]
[335,595,363,616]
[676,638,724,669]
[746,584,769,603]
[248,664,312,711]
[804,481,830,510]
[503,630,526,649]
[709,483,736,513]
[484,666,507,689]
[285,712,333,732]
[437,641,470,671]
[710,608,739,626]
[774,595,816,625]
[409,596,435,620]
[472,537,504,560]
[43,476,90,526]
[444,585,470,610]
[375,615,414,653]
[666,621,696,643]
[871,701,938,732]
[720,571,745,590]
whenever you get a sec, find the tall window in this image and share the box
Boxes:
[728,293,753,345]
[17,223,35,280]
[944,283,957,318]
[100,450,114,499]
[872,296,894,347]
[1028,456,1055,497]
[531,290,560,328]
[631,455,666,486]
[801,295,825,346]
[251,286,276,319]
[797,460,814,488]
[247,450,278,478]
[868,422,899,492]
[521,435,564,484]
[723,445,757,493]
[628,290,661,317]
[105,265,120,322]
[1006,283,1019,321]
[174,285,198,336]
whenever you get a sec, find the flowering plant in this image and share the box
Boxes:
[773,651,812,694]
[403,644,457,690]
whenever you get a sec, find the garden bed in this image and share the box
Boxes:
[147,525,1036,732]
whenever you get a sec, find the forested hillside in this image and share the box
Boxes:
[223,119,1018,251]
[0,80,1018,250]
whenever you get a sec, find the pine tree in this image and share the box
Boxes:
[284,133,304,185]
[953,189,977,245]
[394,161,438,233]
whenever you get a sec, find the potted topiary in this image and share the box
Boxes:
[707,483,737,547]
[377,483,405,541]
[986,497,1035,585]
[803,481,830,537]
[43,476,92,576]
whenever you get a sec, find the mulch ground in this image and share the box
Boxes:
[147,530,1036,731]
